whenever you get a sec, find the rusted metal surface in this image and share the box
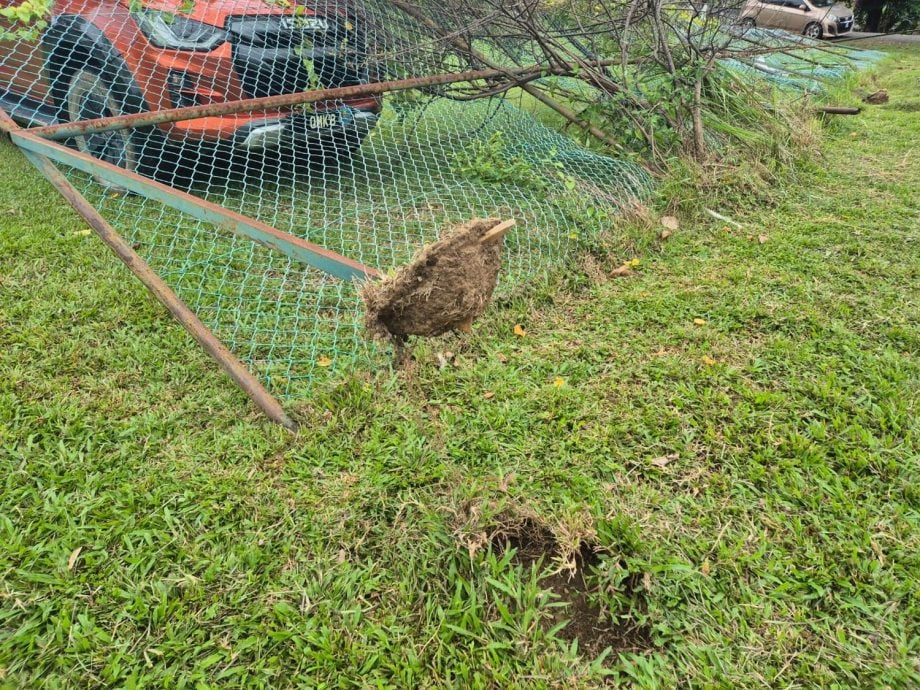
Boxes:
[0,105,19,133]
[2,104,298,430]
[29,61,619,140]
[11,129,382,282]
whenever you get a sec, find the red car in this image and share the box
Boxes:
[0,0,381,171]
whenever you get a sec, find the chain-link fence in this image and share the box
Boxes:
[0,0,883,419]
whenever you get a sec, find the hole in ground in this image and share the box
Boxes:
[493,517,653,659]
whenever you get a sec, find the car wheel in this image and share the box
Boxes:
[803,22,823,39]
[740,17,756,30]
[65,67,142,172]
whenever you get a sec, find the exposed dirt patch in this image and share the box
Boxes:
[361,218,512,342]
[491,516,653,659]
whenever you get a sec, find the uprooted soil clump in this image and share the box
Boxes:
[361,218,514,342]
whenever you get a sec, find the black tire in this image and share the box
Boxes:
[65,67,144,172]
[803,22,823,39]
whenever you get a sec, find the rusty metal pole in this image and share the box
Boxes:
[27,60,622,141]
[1,107,298,431]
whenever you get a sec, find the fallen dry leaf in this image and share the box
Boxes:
[660,229,673,240]
[316,356,333,367]
[649,453,678,468]
[871,541,886,566]
[67,546,82,571]
[483,391,495,399]
[757,235,768,244]
[435,351,455,369]
[661,215,679,231]
[467,531,488,559]
[693,318,707,326]
[610,265,634,277]
[497,472,517,492]
[701,559,711,576]
[495,352,508,364]
[513,324,526,337]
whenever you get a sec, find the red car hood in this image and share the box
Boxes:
[121,0,339,26]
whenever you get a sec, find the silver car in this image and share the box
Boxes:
[740,0,855,39]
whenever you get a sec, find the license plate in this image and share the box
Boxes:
[308,112,338,129]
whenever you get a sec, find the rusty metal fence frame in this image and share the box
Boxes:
[1,62,619,430]
[1,36,882,428]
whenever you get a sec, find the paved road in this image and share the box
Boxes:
[834,32,920,45]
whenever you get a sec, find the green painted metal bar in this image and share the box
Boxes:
[10,129,382,282]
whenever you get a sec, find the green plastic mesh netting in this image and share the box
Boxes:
[64,96,652,397]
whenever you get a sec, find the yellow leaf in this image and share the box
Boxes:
[67,546,82,571]
[693,318,707,326]
[513,324,526,337]
[72,229,91,237]
[701,559,711,576]
[701,355,717,366]
[316,356,333,367]
[552,376,565,387]
[627,258,641,267]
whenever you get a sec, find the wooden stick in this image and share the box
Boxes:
[480,219,517,245]
[815,106,861,115]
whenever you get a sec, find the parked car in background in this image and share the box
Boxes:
[0,0,380,173]
[740,0,855,39]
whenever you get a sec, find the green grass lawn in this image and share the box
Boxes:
[1,50,918,688]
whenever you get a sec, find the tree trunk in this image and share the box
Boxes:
[857,0,885,32]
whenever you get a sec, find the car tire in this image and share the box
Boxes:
[65,67,144,173]
[803,22,823,39]
[740,17,756,30]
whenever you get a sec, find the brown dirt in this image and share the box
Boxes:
[361,218,508,341]
[492,517,653,660]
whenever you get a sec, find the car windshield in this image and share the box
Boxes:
[810,0,836,6]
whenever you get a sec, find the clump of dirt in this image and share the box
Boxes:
[361,218,513,342]
[491,516,653,659]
